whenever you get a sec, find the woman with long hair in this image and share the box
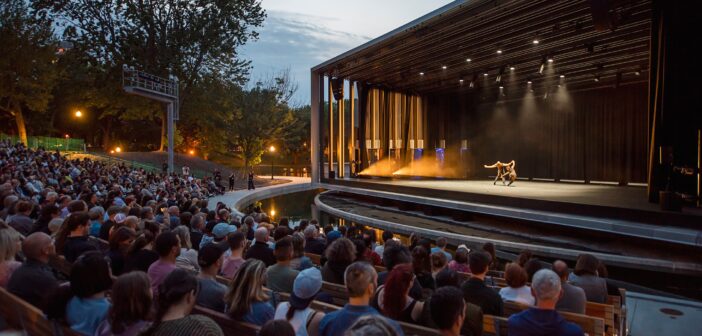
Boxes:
[411,246,434,290]
[274,267,325,336]
[321,238,356,284]
[124,231,159,273]
[289,232,313,271]
[107,227,137,276]
[173,225,199,272]
[371,263,424,324]
[225,259,274,326]
[569,253,608,303]
[141,269,223,336]
[95,271,152,336]
[54,211,96,262]
[0,226,21,287]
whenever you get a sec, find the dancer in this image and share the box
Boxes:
[484,161,506,185]
[484,160,517,186]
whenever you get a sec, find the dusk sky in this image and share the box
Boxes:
[241,0,455,106]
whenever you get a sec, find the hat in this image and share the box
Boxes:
[290,268,322,309]
[326,230,342,243]
[212,223,237,239]
[114,213,127,224]
[457,244,471,253]
[198,243,224,268]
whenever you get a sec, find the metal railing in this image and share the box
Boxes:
[1,133,85,152]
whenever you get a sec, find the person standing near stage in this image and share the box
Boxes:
[248,170,255,190]
[162,161,168,174]
[228,173,236,191]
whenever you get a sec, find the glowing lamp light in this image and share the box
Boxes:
[496,49,503,54]
[75,110,82,118]
[533,39,540,45]
[64,134,70,138]
[510,66,515,71]
[115,147,122,153]
[442,65,447,70]
[419,72,425,76]
[547,58,554,63]
[466,58,472,62]
[188,149,195,155]
[269,145,276,152]
[110,150,115,154]
[270,209,276,217]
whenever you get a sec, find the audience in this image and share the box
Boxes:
[318,261,404,336]
[303,225,326,255]
[431,251,449,278]
[448,245,470,273]
[225,259,275,326]
[374,230,395,261]
[379,244,424,300]
[568,254,608,303]
[499,263,535,306]
[411,246,435,290]
[55,211,96,262]
[289,232,314,271]
[524,258,544,283]
[553,260,586,314]
[65,251,113,335]
[345,315,400,336]
[7,200,33,235]
[461,250,504,316]
[260,319,296,336]
[274,267,326,336]
[482,242,502,271]
[95,271,153,336]
[148,231,180,297]
[142,269,224,336]
[173,225,199,272]
[107,226,137,276]
[266,236,300,293]
[508,269,584,336]
[0,225,22,287]
[430,237,452,261]
[195,244,227,311]
[371,263,424,324]
[221,231,246,278]
[7,232,58,312]
[321,237,356,284]
[429,287,465,336]
[245,227,275,266]
[124,231,159,272]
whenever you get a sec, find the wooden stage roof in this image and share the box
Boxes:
[312,0,652,95]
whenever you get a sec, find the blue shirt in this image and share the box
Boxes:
[89,220,102,237]
[318,304,404,336]
[431,247,453,261]
[66,296,111,335]
[241,301,275,326]
[508,307,584,336]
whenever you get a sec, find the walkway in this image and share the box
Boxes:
[209,176,313,216]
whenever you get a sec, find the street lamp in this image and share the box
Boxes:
[269,145,276,180]
[115,146,122,153]
[75,110,83,118]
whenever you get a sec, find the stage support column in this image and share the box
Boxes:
[310,71,321,183]
[337,81,345,177]
[646,2,664,203]
[349,82,356,172]
[328,76,334,177]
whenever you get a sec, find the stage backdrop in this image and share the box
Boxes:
[425,83,648,183]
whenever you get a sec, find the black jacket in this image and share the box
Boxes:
[461,277,504,316]
[245,241,275,267]
[7,260,59,312]
[63,236,97,262]
[304,238,326,256]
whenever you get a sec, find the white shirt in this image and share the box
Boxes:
[499,285,535,306]
[274,302,315,336]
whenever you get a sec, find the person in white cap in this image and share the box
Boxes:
[274,267,326,336]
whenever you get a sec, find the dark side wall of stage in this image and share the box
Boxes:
[426,83,648,183]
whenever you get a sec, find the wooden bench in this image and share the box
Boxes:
[503,301,605,336]
[49,254,73,276]
[305,252,322,265]
[482,314,509,336]
[0,287,80,336]
[192,305,261,335]
[585,301,616,335]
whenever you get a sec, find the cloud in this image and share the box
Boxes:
[241,10,371,105]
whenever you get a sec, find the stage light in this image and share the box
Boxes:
[496,49,503,54]
[510,66,515,71]
[64,134,69,138]
[560,74,565,78]
[533,39,539,45]
[538,56,546,74]
[419,72,424,76]
[499,86,504,89]
[483,73,488,77]
[594,76,600,82]
[634,70,641,76]
[115,147,122,153]
[547,57,554,63]
[469,81,475,88]
[110,150,115,154]
[527,80,532,84]
[459,79,464,84]
[442,65,447,70]
[74,110,82,118]
[466,58,472,62]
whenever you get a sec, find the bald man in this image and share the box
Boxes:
[553,260,586,314]
[7,232,59,312]
[244,227,275,266]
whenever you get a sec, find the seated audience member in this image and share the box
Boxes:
[379,244,423,300]
[597,261,621,297]
[66,251,113,335]
[142,269,224,336]
[95,271,153,336]
[99,207,121,241]
[303,225,326,255]
[321,237,356,284]
[7,232,58,311]
[173,225,199,272]
[434,268,461,289]
[31,204,60,235]
[225,259,275,326]
[508,269,584,336]
[274,267,326,336]
[289,232,314,271]
[553,260,586,314]
[461,250,504,316]
[260,319,295,336]
[196,243,227,311]
[362,234,382,266]
[431,251,449,278]
[374,230,394,261]
[0,226,22,287]
[448,245,471,273]
[245,227,275,266]
[516,249,533,267]
[371,264,424,324]
[568,253,608,303]
[55,211,96,262]
[411,246,435,290]
[318,262,404,336]
[148,232,180,297]
[87,206,105,237]
[107,227,137,276]
[430,237,453,261]
[211,222,236,246]
[124,231,159,272]
[428,268,483,336]
[482,242,502,271]
[267,236,300,293]
[48,217,64,237]
[524,258,544,282]
[7,200,33,235]
[499,263,535,306]
[345,315,400,336]
[430,287,466,336]
[221,231,246,278]
[189,214,205,251]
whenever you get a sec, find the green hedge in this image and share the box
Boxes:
[1,133,85,152]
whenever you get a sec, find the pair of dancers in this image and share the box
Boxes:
[484,160,517,186]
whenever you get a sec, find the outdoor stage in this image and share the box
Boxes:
[322,177,702,229]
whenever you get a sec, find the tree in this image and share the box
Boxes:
[35,0,265,151]
[282,105,311,165]
[0,0,59,145]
